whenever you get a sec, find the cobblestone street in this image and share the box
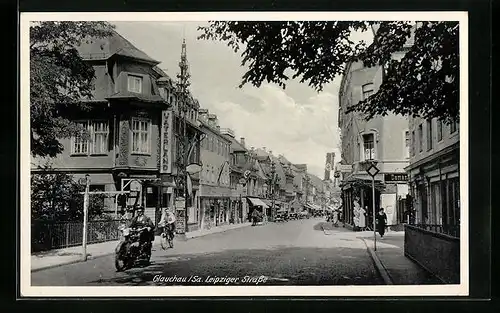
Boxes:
[31,218,383,286]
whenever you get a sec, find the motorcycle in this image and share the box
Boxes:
[115,225,152,272]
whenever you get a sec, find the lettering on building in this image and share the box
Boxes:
[160,110,173,173]
[384,173,408,182]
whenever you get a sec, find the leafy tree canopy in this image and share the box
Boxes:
[30,21,115,157]
[198,21,459,123]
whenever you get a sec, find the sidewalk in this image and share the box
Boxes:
[359,230,442,285]
[31,222,252,272]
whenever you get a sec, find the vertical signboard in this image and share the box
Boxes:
[160,110,173,173]
[175,197,186,234]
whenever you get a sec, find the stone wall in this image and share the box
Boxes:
[404,224,460,284]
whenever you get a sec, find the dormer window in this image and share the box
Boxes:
[128,75,142,93]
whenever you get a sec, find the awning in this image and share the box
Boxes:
[247,197,269,209]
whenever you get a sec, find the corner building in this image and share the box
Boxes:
[338,59,411,231]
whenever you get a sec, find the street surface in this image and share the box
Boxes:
[31,217,383,286]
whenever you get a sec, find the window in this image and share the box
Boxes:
[362,83,374,100]
[127,75,143,93]
[71,120,109,155]
[362,133,375,160]
[426,119,433,151]
[437,119,443,141]
[72,121,89,155]
[418,124,423,152]
[131,118,151,154]
[91,121,109,154]
[411,131,416,157]
[450,120,457,134]
[404,130,410,159]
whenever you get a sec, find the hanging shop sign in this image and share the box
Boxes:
[160,110,173,174]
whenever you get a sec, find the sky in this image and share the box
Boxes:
[114,21,373,178]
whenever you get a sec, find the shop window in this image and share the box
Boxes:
[145,186,158,208]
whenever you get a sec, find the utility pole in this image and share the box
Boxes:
[82,174,90,261]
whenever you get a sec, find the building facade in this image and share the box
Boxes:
[406,117,460,232]
[338,59,410,230]
[198,110,232,230]
[31,31,179,224]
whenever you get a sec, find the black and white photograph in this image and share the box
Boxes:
[20,12,468,297]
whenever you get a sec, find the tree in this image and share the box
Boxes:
[198,21,459,123]
[31,167,106,222]
[30,21,115,157]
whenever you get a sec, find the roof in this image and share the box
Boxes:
[105,91,165,103]
[223,134,247,153]
[308,174,325,191]
[76,30,159,65]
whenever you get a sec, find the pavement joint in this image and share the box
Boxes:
[362,238,393,285]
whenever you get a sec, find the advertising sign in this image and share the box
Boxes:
[384,173,408,182]
[160,110,173,174]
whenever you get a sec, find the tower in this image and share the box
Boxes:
[324,152,335,181]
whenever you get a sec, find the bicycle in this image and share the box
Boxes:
[160,225,174,250]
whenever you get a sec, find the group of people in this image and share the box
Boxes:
[120,206,177,256]
[327,206,389,238]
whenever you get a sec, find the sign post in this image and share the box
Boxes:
[366,162,380,251]
[82,174,90,261]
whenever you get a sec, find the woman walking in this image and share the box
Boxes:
[376,207,388,238]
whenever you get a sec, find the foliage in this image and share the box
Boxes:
[31,167,106,222]
[30,21,115,157]
[198,21,459,123]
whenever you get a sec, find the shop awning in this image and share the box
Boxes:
[247,197,269,209]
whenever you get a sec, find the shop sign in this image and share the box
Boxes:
[175,209,186,234]
[384,173,408,182]
[175,197,185,210]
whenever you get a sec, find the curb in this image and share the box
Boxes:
[31,223,252,273]
[362,238,393,285]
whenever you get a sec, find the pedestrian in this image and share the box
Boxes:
[376,207,388,238]
[251,208,259,226]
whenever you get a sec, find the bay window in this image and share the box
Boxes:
[71,120,109,155]
[131,118,151,154]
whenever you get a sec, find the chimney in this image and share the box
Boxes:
[263,147,266,152]
[216,126,221,132]
[269,150,273,156]
[240,137,246,147]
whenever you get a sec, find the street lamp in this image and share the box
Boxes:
[366,161,380,251]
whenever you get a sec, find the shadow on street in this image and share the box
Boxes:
[90,246,383,286]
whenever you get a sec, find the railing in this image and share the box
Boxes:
[411,223,460,238]
[31,219,129,253]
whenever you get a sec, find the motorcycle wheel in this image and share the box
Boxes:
[115,252,127,272]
